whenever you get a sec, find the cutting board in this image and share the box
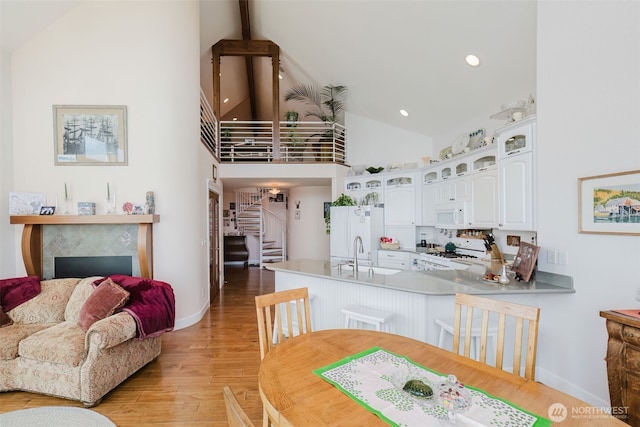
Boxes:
[511,242,539,282]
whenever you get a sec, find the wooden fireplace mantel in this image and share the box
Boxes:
[10,214,160,279]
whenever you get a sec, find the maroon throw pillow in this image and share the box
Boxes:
[79,278,130,332]
[0,305,13,328]
[0,276,41,312]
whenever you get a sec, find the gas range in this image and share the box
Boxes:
[413,243,486,271]
[413,253,472,271]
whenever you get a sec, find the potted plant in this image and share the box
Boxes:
[284,84,347,161]
[284,110,304,158]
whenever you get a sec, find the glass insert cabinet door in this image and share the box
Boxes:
[498,119,534,158]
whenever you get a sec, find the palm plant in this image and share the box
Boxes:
[284,84,347,161]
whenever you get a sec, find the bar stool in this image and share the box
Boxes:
[435,316,498,361]
[341,304,394,332]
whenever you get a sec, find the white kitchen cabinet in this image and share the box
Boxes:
[497,117,536,230]
[344,178,364,204]
[421,182,439,225]
[384,173,416,225]
[344,176,384,206]
[469,168,498,228]
[439,176,469,204]
[377,250,411,270]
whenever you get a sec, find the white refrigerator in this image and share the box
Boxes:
[330,206,384,265]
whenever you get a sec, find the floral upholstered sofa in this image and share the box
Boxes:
[0,275,174,406]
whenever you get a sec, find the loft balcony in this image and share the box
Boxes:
[201,89,347,164]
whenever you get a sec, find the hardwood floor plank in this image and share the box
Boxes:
[0,266,272,426]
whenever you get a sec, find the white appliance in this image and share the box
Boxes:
[330,206,384,265]
[435,201,470,229]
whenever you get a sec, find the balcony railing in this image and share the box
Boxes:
[200,91,347,164]
[219,121,346,163]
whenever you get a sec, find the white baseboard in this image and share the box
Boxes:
[174,300,210,331]
[536,366,609,407]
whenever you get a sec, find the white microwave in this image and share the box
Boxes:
[435,202,470,229]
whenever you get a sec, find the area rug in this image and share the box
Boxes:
[0,406,116,427]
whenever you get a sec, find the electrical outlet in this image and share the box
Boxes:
[547,249,557,264]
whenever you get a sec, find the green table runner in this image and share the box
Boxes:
[314,347,551,427]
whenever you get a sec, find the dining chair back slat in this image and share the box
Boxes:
[255,287,312,360]
[453,293,540,380]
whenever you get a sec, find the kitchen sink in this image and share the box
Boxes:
[334,265,402,276]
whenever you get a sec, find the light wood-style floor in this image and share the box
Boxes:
[1,266,273,426]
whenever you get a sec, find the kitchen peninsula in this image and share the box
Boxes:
[266,259,573,344]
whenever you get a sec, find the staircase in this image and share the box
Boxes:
[235,189,287,267]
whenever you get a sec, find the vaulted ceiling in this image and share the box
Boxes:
[199,0,537,142]
[2,0,536,146]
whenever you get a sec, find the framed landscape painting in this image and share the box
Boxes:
[578,170,640,235]
[53,105,128,166]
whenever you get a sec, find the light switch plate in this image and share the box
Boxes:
[547,249,557,264]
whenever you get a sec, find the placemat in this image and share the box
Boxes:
[314,347,551,427]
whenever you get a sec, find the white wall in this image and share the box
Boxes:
[9,1,210,329]
[0,48,16,277]
[287,186,331,260]
[346,112,433,168]
[534,1,640,406]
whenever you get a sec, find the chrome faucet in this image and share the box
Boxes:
[353,235,364,274]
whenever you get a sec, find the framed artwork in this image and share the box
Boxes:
[578,170,640,235]
[511,242,539,282]
[9,192,47,215]
[53,105,128,166]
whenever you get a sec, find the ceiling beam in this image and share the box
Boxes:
[239,0,257,120]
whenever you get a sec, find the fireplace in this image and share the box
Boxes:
[54,256,133,279]
[9,214,159,279]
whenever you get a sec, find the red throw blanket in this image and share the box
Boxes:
[0,276,41,312]
[97,275,175,339]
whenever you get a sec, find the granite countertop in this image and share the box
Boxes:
[265,259,574,296]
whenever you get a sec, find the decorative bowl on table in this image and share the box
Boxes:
[366,166,384,174]
[390,371,436,409]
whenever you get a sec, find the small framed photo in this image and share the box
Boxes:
[39,206,56,215]
[578,169,640,235]
[229,202,236,210]
[53,105,127,166]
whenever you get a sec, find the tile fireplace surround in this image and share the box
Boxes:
[9,215,160,279]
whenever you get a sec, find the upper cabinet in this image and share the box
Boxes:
[344,176,384,206]
[384,172,416,225]
[497,117,536,230]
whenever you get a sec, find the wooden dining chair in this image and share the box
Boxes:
[255,287,312,427]
[255,287,312,360]
[452,293,540,380]
[223,386,256,427]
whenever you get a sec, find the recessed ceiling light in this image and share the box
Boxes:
[465,54,480,67]
[400,109,409,117]
[232,117,237,121]
[223,98,229,103]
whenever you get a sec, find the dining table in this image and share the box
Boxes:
[258,329,628,426]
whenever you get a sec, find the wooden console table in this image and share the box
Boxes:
[600,310,639,426]
[10,215,160,279]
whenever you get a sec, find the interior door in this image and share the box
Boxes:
[209,190,220,302]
